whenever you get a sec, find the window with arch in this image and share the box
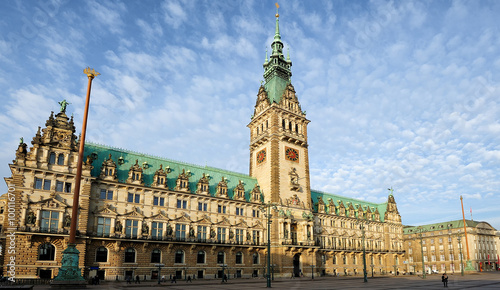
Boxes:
[252,253,259,264]
[38,243,55,261]
[57,154,64,165]
[175,250,184,264]
[49,152,56,164]
[197,251,206,264]
[217,251,225,264]
[235,252,243,264]
[151,249,161,263]
[124,248,136,263]
[95,246,108,262]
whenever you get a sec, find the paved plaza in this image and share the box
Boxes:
[25,272,500,290]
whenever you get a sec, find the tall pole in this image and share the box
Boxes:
[361,223,367,282]
[457,236,464,276]
[416,227,426,279]
[267,205,271,287]
[69,68,99,244]
[53,68,99,285]
[460,196,470,261]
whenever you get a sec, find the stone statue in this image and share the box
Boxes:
[284,228,289,239]
[19,137,24,144]
[58,99,71,113]
[229,230,234,239]
[142,223,149,234]
[26,211,36,224]
[189,227,195,238]
[115,220,122,233]
[210,229,216,239]
[246,232,251,241]
[166,224,173,236]
[63,215,71,227]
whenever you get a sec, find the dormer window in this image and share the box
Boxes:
[100,154,117,181]
[216,177,228,198]
[126,160,143,185]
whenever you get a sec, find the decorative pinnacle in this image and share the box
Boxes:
[275,3,279,18]
[84,67,100,79]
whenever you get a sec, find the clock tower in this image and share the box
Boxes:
[248,10,311,209]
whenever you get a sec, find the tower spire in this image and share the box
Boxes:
[263,3,292,104]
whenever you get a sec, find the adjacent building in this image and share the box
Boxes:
[1,10,404,280]
[403,220,498,274]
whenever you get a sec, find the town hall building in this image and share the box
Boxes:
[1,9,404,281]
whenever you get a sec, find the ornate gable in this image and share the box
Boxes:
[94,203,118,216]
[30,197,67,211]
[215,216,232,227]
[126,160,144,185]
[233,180,245,200]
[196,173,210,194]
[317,197,325,213]
[149,212,169,221]
[251,220,265,229]
[152,164,168,189]
[253,85,271,116]
[327,198,336,215]
[234,218,249,228]
[121,207,144,218]
[250,184,261,203]
[279,84,303,115]
[337,201,346,217]
[194,215,212,225]
[216,177,228,198]
[175,169,190,192]
[173,213,192,223]
[99,154,117,181]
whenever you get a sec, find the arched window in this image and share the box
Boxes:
[175,250,184,264]
[124,248,136,263]
[49,152,56,164]
[57,154,64,165]
[38,243,55,261]
[96,246,108,262]
[217,251,225,264]
[197,251,206,264]
[282,119,285,129]
[235,252,243,264]
[252,253,259,264]
[151,249,161,263]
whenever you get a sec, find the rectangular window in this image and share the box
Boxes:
[236,229,244,243]
[217,228,226,242]
[253,230,260,244]
[153,197,164,206]
[252,209,259,217]
[218,205,226,213]
[64,182,71,193]
[40,210,59,232]
[176,224,186,239]
[198,202,208,211]
[197,226,207,240]
[125,220,139,238]
[100,189,113,200]
[177,199,187,209]
[43,180,51,191]
[56,181,64,192]
[236,207,244,216]
[128,193,140,203]
[152,222,163,238]
[35,178,43,189]
[97,217,111,236]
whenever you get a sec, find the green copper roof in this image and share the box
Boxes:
[403,219,480,234]
[83,142,258,200]
[263,12,292,104]
[311,189,388,222]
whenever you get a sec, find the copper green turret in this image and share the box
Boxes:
[263,7,292,104]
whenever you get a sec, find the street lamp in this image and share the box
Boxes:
[457,235,464,276]
[155,264,165,284]
[370,264,374,277]
[414,226,427,279]
[357,221,368,282]
[311,264,315,279]
[259,201,277,288]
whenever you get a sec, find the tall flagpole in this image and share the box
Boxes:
[52,68,100,287]
[460,195,475,271]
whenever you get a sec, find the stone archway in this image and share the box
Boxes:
[293,253,301,277]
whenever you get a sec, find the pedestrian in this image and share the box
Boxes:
[126,275,131,284]
[161,275,165,282]
[223,274,228,282]
[135,275,140,284]
[290,271,294,279]
[171,275,177,283]
[442,273,448,287]
[95,275,100,285]
[187,275,192,283]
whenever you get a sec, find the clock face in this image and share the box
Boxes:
[256,149,266,164]
[285,147,299,162]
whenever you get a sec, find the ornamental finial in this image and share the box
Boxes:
[83,67,100,79]
[275,3,279,18]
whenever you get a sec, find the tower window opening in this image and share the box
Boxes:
[282,119,285,129]
[295,124,298,133]
[289,122,292,131]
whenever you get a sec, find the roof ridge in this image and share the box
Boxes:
[85,141,255,180]
[311,188,383,206]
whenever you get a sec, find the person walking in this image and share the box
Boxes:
[135,275,140,284]
[187,275,192,283]
[441,273,448,287]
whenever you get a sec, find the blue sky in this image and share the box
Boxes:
[1,0,499,230]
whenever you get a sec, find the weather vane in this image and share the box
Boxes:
[275,3,279,18]
[84,67,101,79]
